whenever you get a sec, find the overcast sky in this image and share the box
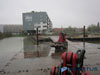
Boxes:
[0,0,100,28]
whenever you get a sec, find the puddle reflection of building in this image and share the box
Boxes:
[51,49,66,59]
[23,38,51,58]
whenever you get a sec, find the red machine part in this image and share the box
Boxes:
[67,51,73,63]
[72,53,78,75]
[87,71,90,75]
[58,33,66,43]
[81,72,90,75]
[81,72,85,75]
[51,51,90,75]
[62,51,78,75]
[62,52,67,75]
[51,66,56,75]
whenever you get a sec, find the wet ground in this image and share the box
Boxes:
[0,36,100,75]
[68,40,100,75]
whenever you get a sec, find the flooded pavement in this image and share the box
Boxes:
[68,40,100,75]
[0,36,100,75]
[0,37,62,75]
[0,37,24,75]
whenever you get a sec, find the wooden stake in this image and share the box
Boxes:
[83,26,85,50]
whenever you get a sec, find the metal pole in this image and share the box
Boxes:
[36,27,39,57]
[83,26,85,50]
[36,27,39,45]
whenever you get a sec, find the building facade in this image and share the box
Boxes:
[0,24,23,34]
[23,11,52,34]
[0,25,4,33]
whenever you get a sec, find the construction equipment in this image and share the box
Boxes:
[51,50,90,75]
[51,32,68,51]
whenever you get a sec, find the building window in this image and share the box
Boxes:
[43,26,47,27]
[43,22,46,23]
[38,26,41,28]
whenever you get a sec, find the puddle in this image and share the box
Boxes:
[23,37,51,58]
[23,37,66,58]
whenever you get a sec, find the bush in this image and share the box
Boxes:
[0,32,12,39]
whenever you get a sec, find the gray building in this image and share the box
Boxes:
[0,25,4,33]
[0,24,23,34]
[23,11,52,34]
[3,25,23,34]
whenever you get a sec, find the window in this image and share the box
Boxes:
[43,26,47,27]
[38,26,41,28]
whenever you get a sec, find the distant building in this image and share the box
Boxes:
[23,11,52,34]
[0,24,23,34]
[74,28,83,32]
[53,28,64,33]
[0,25,4,33]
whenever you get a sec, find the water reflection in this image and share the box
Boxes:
[23,37,51,58]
